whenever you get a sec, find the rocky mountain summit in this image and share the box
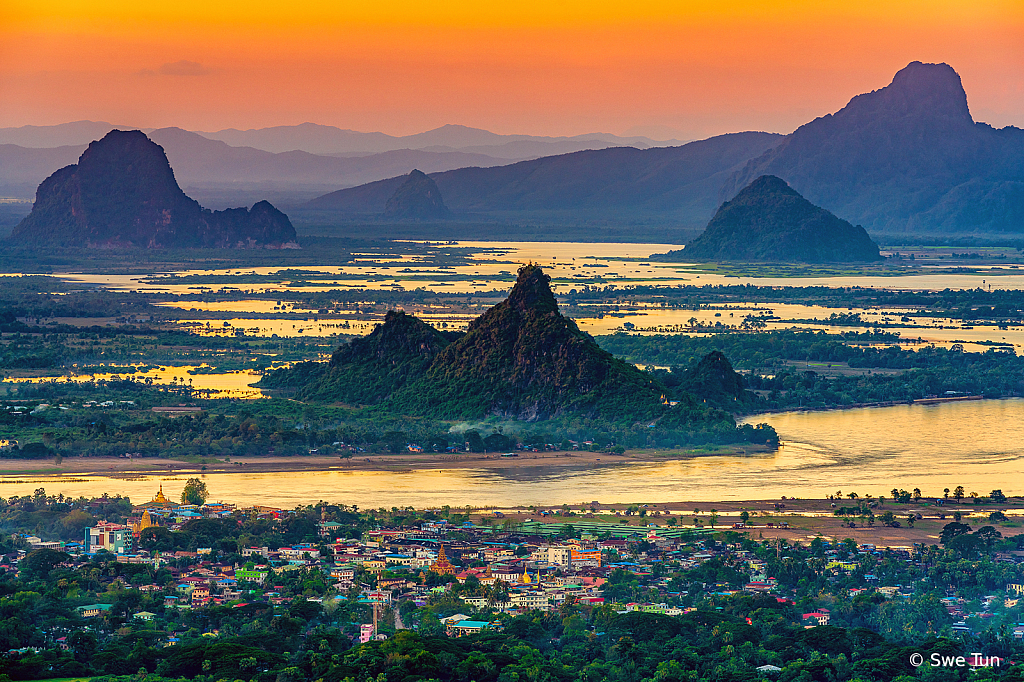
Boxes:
[12,130,298,248]
[725,62,1024,234]
[389,264,668,421]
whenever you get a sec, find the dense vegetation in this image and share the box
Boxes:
[286,311,459,404]
[600,330,1024,411]
[679,175,881,263]
[3,493,1024,681]
[387,266,670,423]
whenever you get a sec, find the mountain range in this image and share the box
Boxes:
[307,62,1024,238]
[3,62,1021,239]
[0,123,679,209]
[307,132,782,227]
[724,62,1024,235]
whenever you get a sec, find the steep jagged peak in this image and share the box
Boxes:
[840,61,973,128]
[386,263,670,421]
[504,263,559,317]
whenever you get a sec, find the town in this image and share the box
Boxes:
[3,483,1024,681]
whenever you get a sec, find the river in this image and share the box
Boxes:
[2,398,1022,508]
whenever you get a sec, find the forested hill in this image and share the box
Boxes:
[682,175,881,262]
[599,330,1024,411]
[387,264,671,422]
[297,310,459,404]
[257,265,778,444]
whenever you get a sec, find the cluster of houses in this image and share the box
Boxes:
[12,487,1024,644]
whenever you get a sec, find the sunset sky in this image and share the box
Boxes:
[1,0,1022,139]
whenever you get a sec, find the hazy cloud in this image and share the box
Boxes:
[140,60,212,77]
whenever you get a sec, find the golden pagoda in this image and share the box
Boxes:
[135,485,175,510]
[430,545,456,575]
[130,508,160,536]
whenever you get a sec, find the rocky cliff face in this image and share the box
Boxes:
[725,62,1024,234]
[683,175,881,262]
[389,264,668,422]
[12,130,298,248]
[383,169,451,220]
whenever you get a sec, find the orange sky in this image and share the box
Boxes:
[1,0,1022,138]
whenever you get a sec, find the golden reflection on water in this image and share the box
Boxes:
[3,399,1022,507]
[3,364,264,399]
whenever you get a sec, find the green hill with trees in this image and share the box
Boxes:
[678,175,881,262]
[387,264,668,422]
[296,310,458,404]
[257,265,776,444]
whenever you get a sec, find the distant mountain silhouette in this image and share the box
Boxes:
[383,170,451,220]
[0,121,124,148]
[308,61,1024,237]
[0,126,612,209]
[195,122,680,155]
[680,176,881,262]
[0,143,84,199]
[7,62,1020,237]
[306,132,783,227]
[725,62,1024,234]
[12,130,298,248]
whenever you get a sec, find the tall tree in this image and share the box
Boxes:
[181,478,209,506]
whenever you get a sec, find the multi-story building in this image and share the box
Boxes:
[570,548,602,568]
[242,546,270,558]
[84,523,133,554]
[235,568,269,584]
[509,592,552,610]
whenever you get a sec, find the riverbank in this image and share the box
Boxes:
[483,497,1024,547]
[0,444,771,477]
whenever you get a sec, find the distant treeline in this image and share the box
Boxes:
[569,283,1024,320]
[601,330,1024,412]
